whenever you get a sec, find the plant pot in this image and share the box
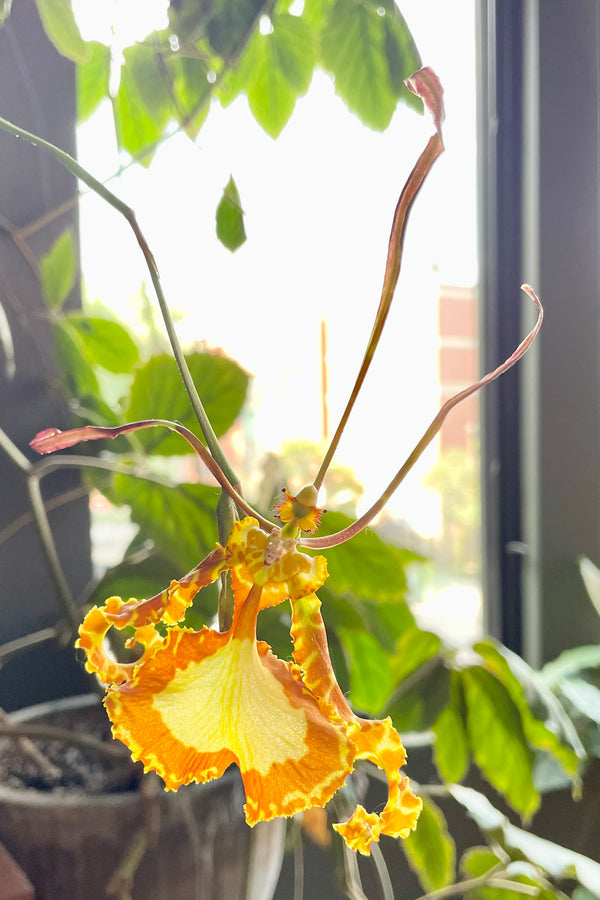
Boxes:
[0,695,285,900]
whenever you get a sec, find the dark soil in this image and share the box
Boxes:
[0,700,143,796]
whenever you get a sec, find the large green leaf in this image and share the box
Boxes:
[316,511,410,601]
[474,639,583,778]
[338,626,394,713]
[321,588,415,654]
[385,658,450,732]
[40,229,77,309]
[53,321,121,427]
[125,351,249,455]
[34,0,89,63]
[110,475,219,572]
[321,0,397,130]
[172,56,212,138]
[402,796,455,892]
[241,13,316,137]
[78,40,110,122]
[462,666,538,818]
[380,1,421,109]
[53,319,99,398]
[389,625,441,684]
[65,314,140,374]
[113,47,169,164]
[205,0,264,58]
[432,669,470,783]
[216,176,247,251]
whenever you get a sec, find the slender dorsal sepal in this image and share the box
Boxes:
[406,66,445,135]
[30,419,273,530]
[302,285,544,550]
[313,67,446,492]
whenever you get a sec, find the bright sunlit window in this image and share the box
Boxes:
[75,0,480,646]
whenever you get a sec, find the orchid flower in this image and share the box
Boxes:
[29,67,543,854]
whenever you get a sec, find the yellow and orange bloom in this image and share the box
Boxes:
[76,517,421,854]
[273,485,325,534]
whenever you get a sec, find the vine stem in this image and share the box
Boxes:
[0,112,239,491]
[26,475,81,635]
[413,866,539,900]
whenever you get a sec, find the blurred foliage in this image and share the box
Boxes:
[425,444,481,577]
[30,0,422,248]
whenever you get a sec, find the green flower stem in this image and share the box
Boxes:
[0,424,30,471]
[217,491,238,631]
[26,474,81,635]
[0,626,60,662]
[369,842,394,900]
[0,113,239,491]
[413,868,539,900]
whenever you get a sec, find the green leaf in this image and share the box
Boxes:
[572,889,600,900]
[243,14,315,138]
[125,351,249,455]
[316,511,409,601]
[89,553,175,607]
[0,0,12,25]
[402,796,455,892]
[216,176,247,251]
[557,677,600,724]
[385,658,450,732]
[122,41,173,127]
[500,825,600,895]
[321,588,415,653]
[34,0,89,63]
[474,639,583,778]
[113,50,166,164]
[205,0,265,58]
[381,4,421,103]
[40,229,77,308]
[172,56,211,138]
[53,321,120,427]
[462,666,538,818]
[110,475,219,572]
[78,41,110,122]
[321,0,396,130]
[338,627,393,713]
[460,846,502,878]
[541,644,600,684]
[433,670,470,783]
[53,319,99,398]
[579,555,600,618]
[65,314,140,374]
[390,626,441,684]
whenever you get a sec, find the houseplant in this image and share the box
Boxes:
[1,2,600,899]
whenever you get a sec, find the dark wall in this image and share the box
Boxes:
[0,0,92,708]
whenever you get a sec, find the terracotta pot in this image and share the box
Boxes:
[0,695,285,900]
